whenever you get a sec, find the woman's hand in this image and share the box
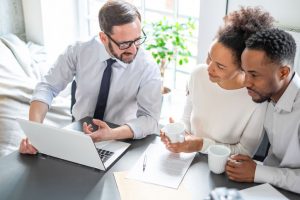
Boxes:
[160,131,203,153]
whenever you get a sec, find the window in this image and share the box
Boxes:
[80,0,200,90]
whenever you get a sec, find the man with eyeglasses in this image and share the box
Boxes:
[19,0,162,154]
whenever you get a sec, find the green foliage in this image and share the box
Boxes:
[145,18,196,77]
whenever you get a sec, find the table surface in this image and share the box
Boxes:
[1,118,299,200]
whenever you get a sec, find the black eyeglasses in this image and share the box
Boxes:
[105,30,147,50]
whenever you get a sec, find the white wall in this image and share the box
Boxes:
[197,0,227,64]
[22,0,43,44]
[22,0,79,61]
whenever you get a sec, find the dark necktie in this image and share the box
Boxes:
[93,58,116,120]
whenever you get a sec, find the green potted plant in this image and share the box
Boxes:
[145,18,195,94]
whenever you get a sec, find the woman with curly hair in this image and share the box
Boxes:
[161,7,274,156]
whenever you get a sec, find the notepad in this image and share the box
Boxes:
[114,171,192,200]
[240,183,289,200]
[126,143,196,189]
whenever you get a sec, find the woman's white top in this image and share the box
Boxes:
[182,65,267,156]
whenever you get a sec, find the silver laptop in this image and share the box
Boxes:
[17,118,130,170]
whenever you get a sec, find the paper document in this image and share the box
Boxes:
[127,143,196,189]
[240,183,289,200]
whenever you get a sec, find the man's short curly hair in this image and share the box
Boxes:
[216,7,274,66]
[245,28,296,68]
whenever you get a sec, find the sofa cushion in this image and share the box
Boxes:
[0,34,35,78]
[0,40,26,78]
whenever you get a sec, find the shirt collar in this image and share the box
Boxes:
[96,36,133,69]
[275,72,300,112]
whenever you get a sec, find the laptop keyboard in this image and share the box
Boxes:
[96,148,114,163]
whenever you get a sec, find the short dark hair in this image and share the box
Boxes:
[216,7,274,66]
[245,28,296,68]
[98,0,141,34]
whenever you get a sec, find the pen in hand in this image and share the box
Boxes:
[143,154,147,172]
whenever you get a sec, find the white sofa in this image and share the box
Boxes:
[0,34,72,157]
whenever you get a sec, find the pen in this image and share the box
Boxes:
[143,154,147,172]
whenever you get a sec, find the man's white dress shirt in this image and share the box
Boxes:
[32,37,162,138]
[255,72,300,194]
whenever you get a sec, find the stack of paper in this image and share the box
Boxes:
[114,171,192,200]
[240,183,289,200]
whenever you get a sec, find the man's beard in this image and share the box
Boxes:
[247,87,271,103]
[108,42,138,64]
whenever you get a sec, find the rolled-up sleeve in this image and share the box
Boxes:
[31,44,78,107]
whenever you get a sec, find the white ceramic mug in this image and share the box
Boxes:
[162,122,185,143]
[208,145,231,174]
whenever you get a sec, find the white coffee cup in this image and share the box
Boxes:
[208,145,231,174]
[162,122,185,143]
